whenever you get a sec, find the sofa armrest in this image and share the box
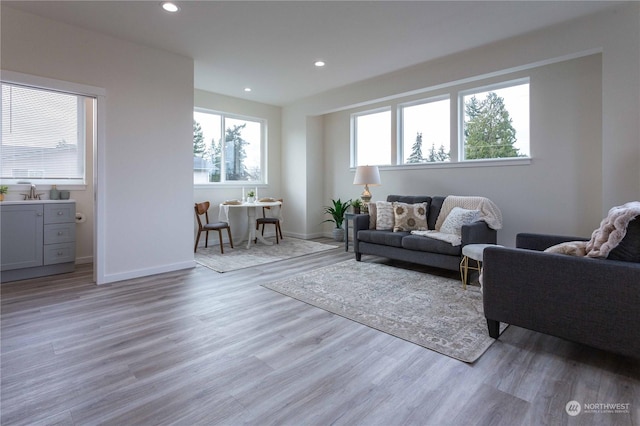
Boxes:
[353,213,370,232]
[461,221,497,246]
[352,214,370,256]
[482,246,640,358]
[516,233,589,251]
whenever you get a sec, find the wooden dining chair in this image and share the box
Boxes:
[255,199,284,244]
[194,201,233,253]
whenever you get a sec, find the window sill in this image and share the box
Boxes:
[355,157,531,172]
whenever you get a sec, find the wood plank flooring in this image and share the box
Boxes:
[1,238,638,425]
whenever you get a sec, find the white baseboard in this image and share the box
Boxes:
[75,255,94,265]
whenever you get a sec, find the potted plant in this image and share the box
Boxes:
[323,198,351,241]
[351,199,363,214]
[0,185,7,202]
[246,190,255,203]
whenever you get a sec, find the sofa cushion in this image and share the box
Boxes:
[375,201,395,230]
[402,234,462,256]
[387,195,431,204]
[440,207,481,236]
[393,202,428,232]
[358,229,407,248]
[607,218,640,263]
[429,196,446,230]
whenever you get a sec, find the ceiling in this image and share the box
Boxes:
[4,1,621,106]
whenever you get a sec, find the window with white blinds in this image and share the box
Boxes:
[1,83,88,184]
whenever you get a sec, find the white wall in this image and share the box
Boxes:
[2,6,195,283]
[193,90,282,245]
[283,3,640,246]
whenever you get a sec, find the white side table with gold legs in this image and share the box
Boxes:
[460,244,503,289]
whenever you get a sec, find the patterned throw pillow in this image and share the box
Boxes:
[375,201,394,230]
[393,202,428,232]
[440,207,481,236]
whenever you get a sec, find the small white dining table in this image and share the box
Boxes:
[218,201,282,249]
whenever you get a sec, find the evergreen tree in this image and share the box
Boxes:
[426,143,450,162]
[406,132,424,163]
[193,120,207,157]
[209,137,222,182]
[464,92,520,159]
[224,123,251,180]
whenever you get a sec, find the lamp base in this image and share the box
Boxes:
[361,184,372,203]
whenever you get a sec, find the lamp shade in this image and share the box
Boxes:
[353,165,381,186]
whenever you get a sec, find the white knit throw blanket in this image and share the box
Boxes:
[435,196,503,231]
[585,201,640,258]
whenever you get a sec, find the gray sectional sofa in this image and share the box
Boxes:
[353,195,497,272]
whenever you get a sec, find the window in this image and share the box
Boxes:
[350,77,530,168]
[400,97,450,163]
[193,109,265,184]
[1,83,90,184]
[352,108,391,166]
[460,80,529,160]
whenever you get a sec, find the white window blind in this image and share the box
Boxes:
[1,83,86,183]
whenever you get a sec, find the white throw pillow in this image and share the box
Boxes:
[440,207,481,236]
[375,201,394,230]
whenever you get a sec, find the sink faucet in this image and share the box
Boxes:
[21,183,44,200]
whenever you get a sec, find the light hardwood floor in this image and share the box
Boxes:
[1,239,638,426]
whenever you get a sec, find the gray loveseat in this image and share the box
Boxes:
[353,195,497,272]
[482,219,640,358]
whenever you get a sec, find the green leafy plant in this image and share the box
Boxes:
[0,185,8,194]
[323,198,351,229]
[247,190,255,198]
[351,199,363,208]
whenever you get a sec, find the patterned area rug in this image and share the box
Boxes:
[263,260,507,363]
[195,238,338,273]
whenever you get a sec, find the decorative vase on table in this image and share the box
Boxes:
[247,197,255,203]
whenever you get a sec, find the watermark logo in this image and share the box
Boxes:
[566,401,581,416]
[565,400,631,416]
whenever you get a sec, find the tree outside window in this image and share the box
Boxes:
[462,82,529,160]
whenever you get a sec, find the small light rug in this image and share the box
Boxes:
[262,260,507,363]
[195,237,338,273]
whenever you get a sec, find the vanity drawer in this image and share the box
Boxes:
[44,204,75,224]
[44,223,76,244]
[44,243,76,265]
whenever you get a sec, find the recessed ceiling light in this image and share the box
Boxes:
[314,60,326,67]
[161,2,180,13]
[244,87,252,92]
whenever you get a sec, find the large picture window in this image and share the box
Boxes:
[1,83,90,184]
[349,76,530,168]
[400,97,450,164]
[460,80,529,160]
[193,110,265,184]
[352,108,391,167]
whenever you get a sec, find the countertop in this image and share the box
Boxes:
[0,199,75,205]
